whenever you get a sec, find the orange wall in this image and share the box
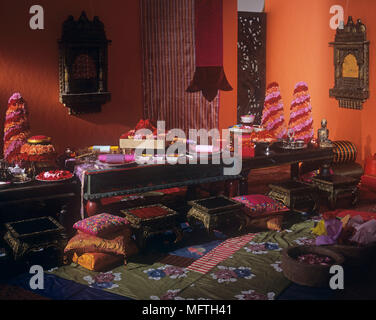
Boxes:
[0,0,143,154]
[265,0,376,163]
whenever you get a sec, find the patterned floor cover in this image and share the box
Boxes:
[46,214,320,300]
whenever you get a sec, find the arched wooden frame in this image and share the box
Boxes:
[329,16,369,110]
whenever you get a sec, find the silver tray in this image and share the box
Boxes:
[278,141,307,150]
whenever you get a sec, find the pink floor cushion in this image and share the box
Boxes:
[73,213,129,237]
[232,194,288,215]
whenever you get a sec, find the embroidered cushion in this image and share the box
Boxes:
[232,194,288,215]
[73,213,129,237]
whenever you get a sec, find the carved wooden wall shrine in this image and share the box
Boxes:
[58,12,111,115]
[237,12,266,124]
[329,16,369,110]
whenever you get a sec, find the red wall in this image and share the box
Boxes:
[265,0,376,163]
[7,0,372,162]
[0,0,238,155]
[0,0,143,154]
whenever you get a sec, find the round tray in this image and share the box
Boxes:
[281,246,344,287]
[276,141,307,150]
[35,171,73,182]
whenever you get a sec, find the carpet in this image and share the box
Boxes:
[44,214,316,300]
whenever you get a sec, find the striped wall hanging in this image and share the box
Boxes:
[140,0,221,133]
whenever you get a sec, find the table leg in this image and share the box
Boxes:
[239,169,250,195]
[224,180,239,198]
[310,191,321,213]
[352,185,360,206]
[86,200,101,217]
[328,193,337,210]
[291,163,300,180]
[57,205,70,241]
[186,185,198,201]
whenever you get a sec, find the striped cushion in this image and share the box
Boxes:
[333,141,357,164]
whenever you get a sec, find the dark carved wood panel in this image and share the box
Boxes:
[237,12,266,125]
[329,16,369,110]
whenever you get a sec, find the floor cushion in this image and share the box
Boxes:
[73,213,129,237]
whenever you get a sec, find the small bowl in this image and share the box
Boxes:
[241,114,255,124]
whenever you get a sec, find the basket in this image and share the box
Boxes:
[282,246,345,287]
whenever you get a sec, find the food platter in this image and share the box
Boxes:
[35,170,73,182]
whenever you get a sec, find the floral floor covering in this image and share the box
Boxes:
[48,214,317,300]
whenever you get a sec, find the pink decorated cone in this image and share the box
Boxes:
[3,93,30,163]
[288,81,314,143]
[261,82,287,139]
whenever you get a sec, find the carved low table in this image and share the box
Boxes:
[187,196,245,234]
[268,180,320,213]
[311,175,359,209]
[121,204,181,249]
[3,216,67,264]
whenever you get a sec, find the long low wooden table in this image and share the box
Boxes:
[0,179,80,236]
[81,145,334,216]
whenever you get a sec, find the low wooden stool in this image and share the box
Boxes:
[3,216,67,265]
[121,204,181,249]
[268,180,320,213]
[311,174,359,209]
[187,196,245,234]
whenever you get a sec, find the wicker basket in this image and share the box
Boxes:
[282,246,345,287]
